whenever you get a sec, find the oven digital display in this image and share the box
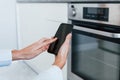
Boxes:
[83,7,109,21]
[88,8,98,14]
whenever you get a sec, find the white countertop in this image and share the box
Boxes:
[0,61,37,80]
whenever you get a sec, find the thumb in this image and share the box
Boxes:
[58,33,72,55]
[64,33,72,45]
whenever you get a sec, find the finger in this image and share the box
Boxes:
[41,38,57,47]
[59,43,70,57]
[60,33,72,50]
[51,36,55,39]
[41,45,49,50]
[38,37,49,42]
[31,38,52,50]
[35,46,49,55]
[45,45,50,50]
[33,38,57,50]
[58,33,72,56]
[32,38,49,46]
[64,33,72,44]
[24,38,49,50]
[29,46,48,59]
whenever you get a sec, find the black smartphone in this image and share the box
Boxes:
[47,23,73,55]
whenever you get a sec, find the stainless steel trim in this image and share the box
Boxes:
[68,4,120,26]
[17,0,120,3]
[74,26,120,38]
[68,43,83,80]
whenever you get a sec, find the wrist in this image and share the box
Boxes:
[12,50,23,61]
[53,61,65,69]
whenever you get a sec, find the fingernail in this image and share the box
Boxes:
[67,33,72,38]
[55,37,58,40]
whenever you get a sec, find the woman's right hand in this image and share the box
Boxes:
[53,33,72,69]
[12,37,57,61]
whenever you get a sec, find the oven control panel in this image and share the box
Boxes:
[83,7,109,21]
[68,3,120,26]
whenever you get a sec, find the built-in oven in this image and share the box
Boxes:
[68,3,120,80]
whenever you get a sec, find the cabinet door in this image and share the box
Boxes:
[17,3,68,80]
[17,3,68,22]
[0,0,17,49]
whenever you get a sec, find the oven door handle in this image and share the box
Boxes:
[73,26,120,38]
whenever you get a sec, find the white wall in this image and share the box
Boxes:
[0,0,17,49]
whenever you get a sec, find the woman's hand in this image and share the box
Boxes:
[12,37,57,61]
[53,33,72,69]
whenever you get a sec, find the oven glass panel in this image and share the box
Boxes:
[72,32,120,80]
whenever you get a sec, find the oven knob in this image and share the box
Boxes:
[71,5,76,17]
[72,9,76,17]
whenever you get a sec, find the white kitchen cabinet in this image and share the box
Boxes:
[17,3,68,80]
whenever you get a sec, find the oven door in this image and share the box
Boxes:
[68,25,120,80]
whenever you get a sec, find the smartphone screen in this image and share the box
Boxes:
[47,23,73,55]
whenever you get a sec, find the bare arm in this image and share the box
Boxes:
[12,37,57,61]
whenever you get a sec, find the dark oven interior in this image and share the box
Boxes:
[71,20,120,80]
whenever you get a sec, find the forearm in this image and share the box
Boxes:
[53,58,66,69]
[12,49,33,61]
[52,33,71,69]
